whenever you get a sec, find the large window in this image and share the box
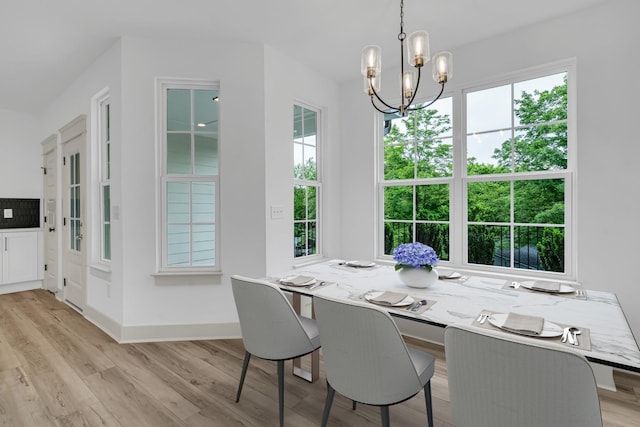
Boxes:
[382,97,453,262]
[380,65,573,277]
[293,104,320,258]
[158,80,219,271]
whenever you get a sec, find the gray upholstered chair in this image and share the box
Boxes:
[313,294,435,427]
[444,323,603,427]
[231,275,321,427]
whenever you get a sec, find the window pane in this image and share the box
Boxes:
[467,130,511,175]
[514,179,564,224]
[194,89,218,132]
[293,105,303,141]
[383,222,413,255]
[167,224,190,266]
[167,182,190,223]
[514,124,567,172]
[103,185,110,222]
[167,133,192,174]
[294,222,307,257]
[535,226,565,272]
[192,182,215,223]
[384,142,414,180]
[307,186,316,220]
[103,223,111,260]
[468,224,510,266]
[307,222,317,255]
[194,134,218,175]
[293,143,304,179]
[416,184,449,221]
[384,186,413,221]
[416,223,449,261]
[303,109,317,146]
[192,224,214,266]
[294,185,306,220]
[468,181,510,223]
[467,84,512,134]
[514,72,567,127]
[167,89,191,131]
[304,144,316,180]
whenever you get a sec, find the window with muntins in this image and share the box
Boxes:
[380,65,573,277]
[159,80,219,270]
[100,98,111,261]
[293,104,320,258]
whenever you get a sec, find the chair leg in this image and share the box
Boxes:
[380,405,390,427]
[278,360,285,427]
[424,381,434,427]
[321,382,336,427]
[352,400,356,410]
[235,351,251,403]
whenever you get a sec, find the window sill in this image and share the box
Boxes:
[152,269,223,278]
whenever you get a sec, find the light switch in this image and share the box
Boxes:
[3,209,12,219]
[271,205,284,220]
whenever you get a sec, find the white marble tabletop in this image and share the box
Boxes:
[272,259,640,373]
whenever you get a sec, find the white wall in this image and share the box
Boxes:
[339,0,640,339]
[0,109,42,198]
[263,46,342,275]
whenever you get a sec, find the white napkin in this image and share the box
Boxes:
[532,281,561,292]
[279,275,314,286]
[502,312,545,335]
[369,291,408,305]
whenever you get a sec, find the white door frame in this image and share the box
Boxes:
[41,134,60,293]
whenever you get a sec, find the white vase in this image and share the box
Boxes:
[397,267,439,288]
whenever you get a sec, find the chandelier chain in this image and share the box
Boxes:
[398,0,406,41]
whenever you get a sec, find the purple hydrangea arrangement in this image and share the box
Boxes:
[392,242,439,272]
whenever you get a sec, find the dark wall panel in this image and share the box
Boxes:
[0,198,41,229]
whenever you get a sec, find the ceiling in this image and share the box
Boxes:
[1,0,610,113]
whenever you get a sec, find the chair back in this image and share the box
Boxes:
[444,324,603,427]
[231,275,317,360]
[313,295,423,405]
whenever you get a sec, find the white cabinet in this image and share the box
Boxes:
[1,231,42,284]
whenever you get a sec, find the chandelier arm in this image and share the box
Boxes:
[407,81,446,112]
[370,96,395,114]
[369,77,400,112]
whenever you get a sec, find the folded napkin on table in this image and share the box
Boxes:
[532,281,561,292]
[369,291,408,305]
[502,312,545,335]
[279,275,314,286]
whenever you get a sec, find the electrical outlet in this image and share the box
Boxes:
[271,205,284,220]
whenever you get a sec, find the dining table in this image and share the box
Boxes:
[270,259,640,390]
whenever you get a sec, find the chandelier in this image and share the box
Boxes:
[361,0,452,116]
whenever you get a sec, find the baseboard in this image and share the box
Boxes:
[119,321,242,344]
[0,281,42,295]
[80,303,241,344]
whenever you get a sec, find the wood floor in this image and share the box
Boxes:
[0,290,639,426]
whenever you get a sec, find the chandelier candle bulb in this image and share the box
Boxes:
[403,71,415,99]
[432,51,452,83]
[407,30,429,67]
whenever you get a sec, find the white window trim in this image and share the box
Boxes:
[89,87,112,272]
[293,102,323,263]
[155,77,221,275]
[377,59,577,281]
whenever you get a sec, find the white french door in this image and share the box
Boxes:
[61,116,87,312]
